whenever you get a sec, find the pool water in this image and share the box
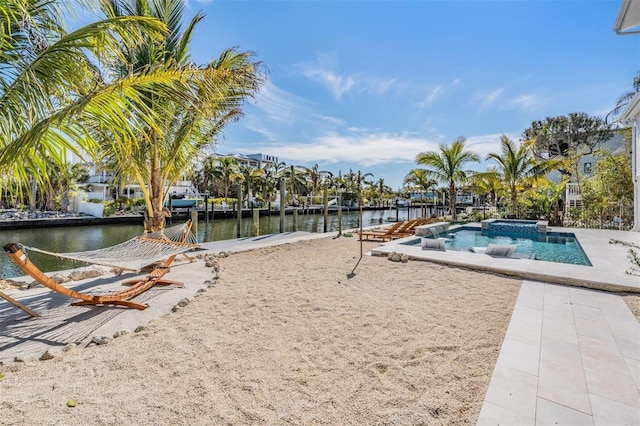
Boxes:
[412,226,592,266]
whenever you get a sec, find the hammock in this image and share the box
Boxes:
[2,221,200,311]
[19,221,199,273]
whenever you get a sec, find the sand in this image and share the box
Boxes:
[0,235,522,425]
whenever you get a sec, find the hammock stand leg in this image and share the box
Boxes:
[0,290,40,317]
[70,299,147,310]
[121,265,184,288]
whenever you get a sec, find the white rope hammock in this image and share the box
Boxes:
[22,222,200,273]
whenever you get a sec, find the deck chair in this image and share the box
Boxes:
[358,221,408,241]
[2,221,199,311]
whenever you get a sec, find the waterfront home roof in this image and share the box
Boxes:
[614,0,640,34]
[620,92,640,121]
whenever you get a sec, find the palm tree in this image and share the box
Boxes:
[96,0,264,231]
[198,155,221,195]
[215,156,242,203]
[486,135,553,217]
[0,0,169,203]
[469,167,506,208]
[44,163,90,212]
[403,168,437,215]
[606,71,640,124]
[415,137,479,220]
[282,165,309,205]
[239,165,265,207]
[371,178,391,206]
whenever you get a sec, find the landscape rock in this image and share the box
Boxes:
[0,209,92,223]
[50,274,71,284]
[90,335,111,346]
[39,350,55,361]
[68,269,103,281]
[63,344,77,353]
[0,279,28,290]
[14,356,37,363]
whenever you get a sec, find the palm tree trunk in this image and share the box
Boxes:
[449,182,456,220]
[145,146,168,232]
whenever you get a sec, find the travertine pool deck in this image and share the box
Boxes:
[371,225,640,293]
[368,225,640,425]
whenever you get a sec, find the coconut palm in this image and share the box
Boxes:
[239,165,265,207]
[196,155,221,195]
[415,137,479,219]
[403,169,437,198]
[0,0,171,204]
[96,0,264,231]
[371,177,391,206]
[44,162,90,212]
[214,156,242,203]
[282,165,309,205]
[606,71,640,124]
[468,167,506,208]
[404,168,437,215]
[486,135,553,216]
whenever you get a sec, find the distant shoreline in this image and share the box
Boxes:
[0,211,144,230]
[0,206,397,230]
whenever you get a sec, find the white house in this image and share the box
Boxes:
[615,0,640,231]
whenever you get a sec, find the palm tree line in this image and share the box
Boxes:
[189,157,387,210]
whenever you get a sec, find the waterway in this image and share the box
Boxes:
[0,208,424,278]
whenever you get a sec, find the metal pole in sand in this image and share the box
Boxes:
[252,208,260,236]
[279,178,286,233]
[191,210,198,239]
[236,183,242,238]
[293,208,298,231]
[338,194,343,236]
[323,182,329,233]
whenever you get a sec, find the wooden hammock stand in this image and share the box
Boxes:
[2,221,197,313]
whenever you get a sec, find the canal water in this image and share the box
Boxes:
[0,208,423,278]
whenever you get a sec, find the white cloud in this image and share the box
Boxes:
[296,52,395,100]
[471,88,504,110]
[507,94,541,111]
[251,80,312,124]
[465,133,520,160]
[417,78,461,108]
[418,86,442,108]
[247,131,439,167]
[301,67,356,99]
[316,114,346,126]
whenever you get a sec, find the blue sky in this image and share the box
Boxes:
[87,1,640,189]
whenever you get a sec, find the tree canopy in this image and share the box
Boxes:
[415,137,479,220]
[522,113,612,180]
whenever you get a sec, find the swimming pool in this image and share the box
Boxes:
[408,226,592,266]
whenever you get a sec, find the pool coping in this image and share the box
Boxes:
[370,223,640,294]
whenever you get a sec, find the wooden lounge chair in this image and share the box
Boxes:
[2,221,198,311]
[358,220,422,241]
[383,219,423,240]
[358,221,406,241]
[380,217,436,240]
